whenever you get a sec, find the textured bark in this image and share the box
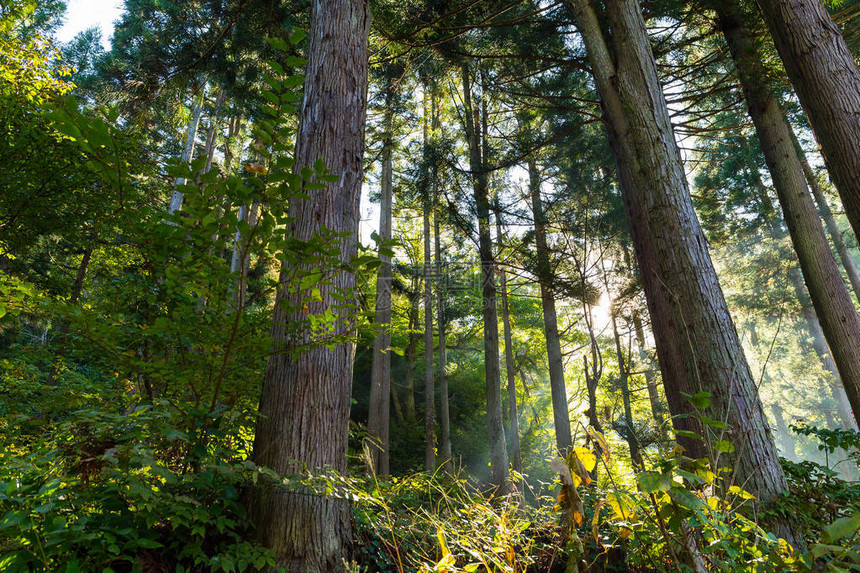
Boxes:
[527,159,573,455]
[718,3,860,433]
[461,64,509,494]
[251,1,369,570]
[756,0,860,244]
[169,86,205,214]
[795,141,860,303]
[496,211,523,478]
[563,0,788,511]
[367,99,395,476]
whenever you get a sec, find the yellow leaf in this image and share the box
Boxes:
[573,509,584,526]
[436,527,450,558]
[573,447,597,473]
[592,499,605,544]
[244,162,267,174]
[619,526,633,539]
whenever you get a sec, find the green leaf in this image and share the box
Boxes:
[823,513,860,544]
[689,391,711,409]
[701,416,728,429]
[669,486,704,511]
[136,538,163,549]
[714,440,735,454]
[290,28,307,45]
[637,470,672,493]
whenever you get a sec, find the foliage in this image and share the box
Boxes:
[0,401,276,572]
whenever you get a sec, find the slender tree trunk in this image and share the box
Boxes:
[527,158,573,455]
[633,311,665,425]
[718,4,860,434]
[202,89,226,175]
[756,0,860,244]
[46,247,93,386]
[169,85,205,214]
[404,288,419,422]
[607,294,642,468]
[435,215,452,470]
[770,403,796,461]
[431,85,452,472]
[251,1,369,570]
[367,99,395,476]
[422,85,436,473]
[563,0,791,526]
[461,64,509,494]
[794,139,860,302]
[496,209,523,479]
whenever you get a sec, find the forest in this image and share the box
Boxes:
[3,0,860,570]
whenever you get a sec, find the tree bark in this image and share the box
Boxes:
[756,0,860,245]
[717,2,860,433]
[367,94,395,477]
[461,64,509,494]
[563,0,789,517]
[251,1,369,570]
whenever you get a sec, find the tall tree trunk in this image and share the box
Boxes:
[562,0,791,528]
[169,85,205,214]
[367,96,395,477]
[527,158,573,455]
[251,1,369,570]
[435,214,452,470]
[717,3,860,433]
[422,85,436,473]
[794,138,860,302]
[756,0,860,244]
[496,208,524,479]
[430,84,452,472]
[461,64,509,494]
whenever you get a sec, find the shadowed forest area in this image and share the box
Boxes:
[4,0,860,570]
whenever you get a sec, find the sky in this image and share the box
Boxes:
[56,0,124,48]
